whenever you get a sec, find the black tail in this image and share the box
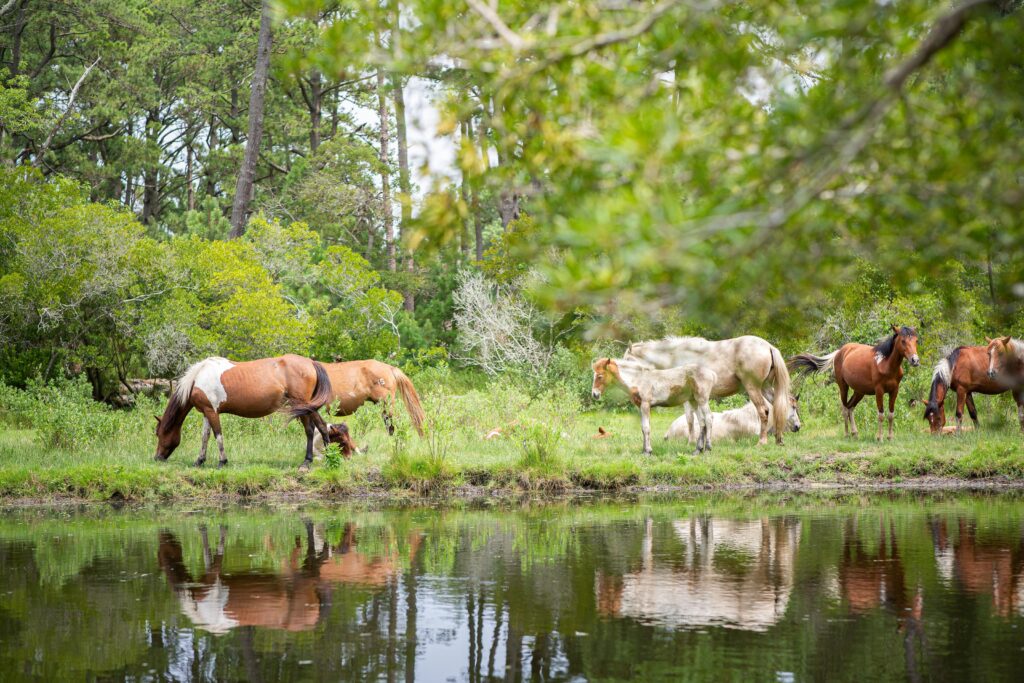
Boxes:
[290,361,333,419]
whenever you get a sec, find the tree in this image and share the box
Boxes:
[229,0,274,238]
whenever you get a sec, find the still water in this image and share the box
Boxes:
[2,492,1024,681]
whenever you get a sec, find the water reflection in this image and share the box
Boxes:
[4,495,1024,681]
[158,522,418,634]
[597,517,800,630]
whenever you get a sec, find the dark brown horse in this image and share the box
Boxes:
[789,325,920,440]
[923,345,1024,434]
[154,354,333,471]
[322,360,426,436]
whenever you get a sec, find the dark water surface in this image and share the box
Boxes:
[2,491,1024,681]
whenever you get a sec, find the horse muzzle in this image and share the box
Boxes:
[988,369,997,380]
[592,390,602,400]
[909,355,920,367]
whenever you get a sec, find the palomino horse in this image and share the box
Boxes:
[986,336,1024,432]
[924,345,1024,434]
[154,354,333,471]
[624,335,792,446]
[321,360,426,436]
[789,326,920,440]
[592,357,716,454]
[665,393,801,443]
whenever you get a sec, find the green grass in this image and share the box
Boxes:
[2,381,1024,502]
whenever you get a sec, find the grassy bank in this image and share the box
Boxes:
[2,386,1024,502]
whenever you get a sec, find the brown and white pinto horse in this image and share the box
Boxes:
[321,360,426,436]
[985,336,1024,431]
[154,354,333,470]
[789,325,920,440]
[924,345,1024,434]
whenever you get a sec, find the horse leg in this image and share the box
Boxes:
[195,417,211,467]
[701,403,713,453]
[205,411,226,468]
[640,401,653,455]
[745,384,771,446]
[955,387,968,435]
[299,416,316,472]
[965,393,980,429]
[887,390,897,440]
[875,390,885,442]
[1015,391,1024,433]
[685,402,695,445]
[839,380,851,437]
[847,393,865,438]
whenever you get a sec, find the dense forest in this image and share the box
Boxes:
[0,0,1022,403]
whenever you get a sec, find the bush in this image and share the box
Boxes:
[3,377,121,449]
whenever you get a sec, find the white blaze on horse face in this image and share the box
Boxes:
[193,357,235,411]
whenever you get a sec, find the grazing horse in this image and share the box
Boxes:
[624,335,792,446]
[592,357,716,454]
[154,355,333,471]
[923,345,1024,434]
[321,360,426,436]
[789,325,920,441]
[985,336,1024,431]
[665,394,801,443]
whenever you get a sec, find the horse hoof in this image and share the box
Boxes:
[298,464,310,473]
[217,461,227,469]
[193,460,205,468]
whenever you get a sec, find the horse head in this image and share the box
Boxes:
[153,412,181,461]
[787,394,802,432]
[986,336,1014,380]
[891,325,920,367]
[591,358,618,399]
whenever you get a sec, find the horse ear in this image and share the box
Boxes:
[891,324,900,334]
[1002,335,1012,344]
[985,337,993,344]
[795,393,800,401]
[153,415,160,424]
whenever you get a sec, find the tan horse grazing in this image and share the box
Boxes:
[592,357,716,454]
[986,336,1024,432]
[321,360,426,436]
[624,335,792,446]
[154,354,333,471]
[789,326,920,441]
[924,345,1024,434]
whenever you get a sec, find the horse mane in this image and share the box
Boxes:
[873,326,916,361]
[925,347,961,417]
[160,357,228,433]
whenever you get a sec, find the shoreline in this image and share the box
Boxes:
[3,474,1024,508]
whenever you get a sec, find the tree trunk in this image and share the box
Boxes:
[376,67,396,271]
[10,1,26,76]
[309,70,322,154]
[459,120,472,260]
[205,117,218,197]
[141,111,160,224]
[229,0,273,239]
[392,73,414,310]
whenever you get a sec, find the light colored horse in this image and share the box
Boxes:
[592,357,716,454]
[986,336,1024,432]
[321,360,426,436]
[665,394,801,443]
[624,335,792,445]
[154,354,333,471]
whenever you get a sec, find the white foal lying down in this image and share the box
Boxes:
[664,394,802,443]
[592,357,717,455]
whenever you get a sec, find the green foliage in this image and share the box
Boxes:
[323,442,344,470]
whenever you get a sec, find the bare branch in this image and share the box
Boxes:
[466,0,527,50]
[33,57,101,167]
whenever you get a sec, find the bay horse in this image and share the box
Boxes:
[321,360,426,436]
[986,335,1024,431]
[624,335,792,446]
[923,345,1024,434]
[592,357,716,454]
[154,354,333,471]
[789,325,920,440]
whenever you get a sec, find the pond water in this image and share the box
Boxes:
[2,491,1024,681]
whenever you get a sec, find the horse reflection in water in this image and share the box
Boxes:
[158,522,420,634]
[932,517,1024,618]
[597,516,801,631]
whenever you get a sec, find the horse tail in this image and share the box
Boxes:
[769,345,792,439]
[289,361,333,420]
[392,367,426,436]
[787,350,838,378]
[925,349,959,417]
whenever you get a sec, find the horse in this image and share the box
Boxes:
[923,345,1024,434]
[154,354,333,471]
[985,335,1024,431]
[789,325,920,441]
[665,394,801,443]
[592,357,716,454]
[321,360,426,436]
[311,423,359,458]
[623,335,792,446]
